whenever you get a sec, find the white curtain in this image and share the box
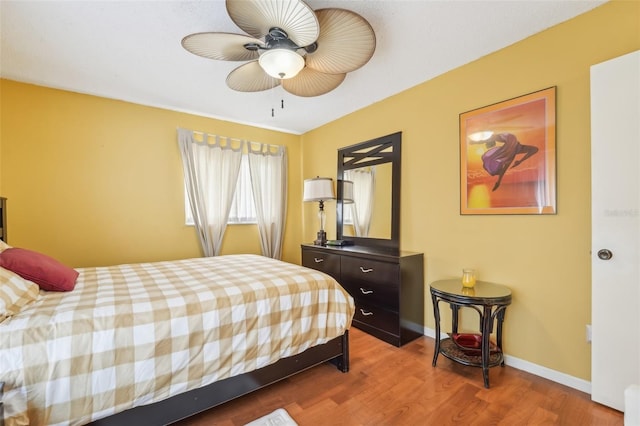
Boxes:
[345,167,376,237]
[247,143,288,259]
[178,128,243,257]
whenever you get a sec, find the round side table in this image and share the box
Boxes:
[430,279,512,388]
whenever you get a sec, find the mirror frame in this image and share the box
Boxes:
[336,132,401,250]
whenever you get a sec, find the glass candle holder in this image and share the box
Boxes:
[461,287,476,296]
[462,268,477,288]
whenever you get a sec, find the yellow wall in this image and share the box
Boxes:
[301,0,639,381]
[0,81,302,267]
[0,0,637,383]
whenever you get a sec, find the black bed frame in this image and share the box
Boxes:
[89,332,349,425]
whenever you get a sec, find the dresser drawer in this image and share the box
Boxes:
[301,249,340,280]
[340,256,400,287]
[353,301,399,336]
[340,280,398,311]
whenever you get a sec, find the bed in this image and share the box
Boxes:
[0,253,354,425]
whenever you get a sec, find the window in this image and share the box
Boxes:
[228,155,256,224]
[185,154,257,225]
[343,203,354,225]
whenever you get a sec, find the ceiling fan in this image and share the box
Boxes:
[181,0,376,97]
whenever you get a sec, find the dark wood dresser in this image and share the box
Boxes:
[302,244,424,347]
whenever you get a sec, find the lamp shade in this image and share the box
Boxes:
[259,48,305,79]
[303,177,335,202]
[341,180,354,204]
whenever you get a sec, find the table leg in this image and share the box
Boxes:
[481,305,493,388]
[496,306,507,366]
[431,294,441,367]
[451,304,460,334]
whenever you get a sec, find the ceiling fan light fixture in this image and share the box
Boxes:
[258,48,304,79]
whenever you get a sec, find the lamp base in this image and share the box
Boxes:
[314,230,327,246]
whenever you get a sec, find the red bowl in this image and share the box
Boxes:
[450,333,499,354]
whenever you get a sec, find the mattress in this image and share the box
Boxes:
[0,254,354,425]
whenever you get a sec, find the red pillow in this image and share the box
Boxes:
[0,247,79,291]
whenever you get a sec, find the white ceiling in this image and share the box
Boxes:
[1,0,605,135]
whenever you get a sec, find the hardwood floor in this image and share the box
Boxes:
[176,328,623,425]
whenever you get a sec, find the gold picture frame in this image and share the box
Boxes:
[460,87,556,215]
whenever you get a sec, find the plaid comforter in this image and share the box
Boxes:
[0,254,354,425]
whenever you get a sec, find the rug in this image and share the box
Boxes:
[244,408,298,426]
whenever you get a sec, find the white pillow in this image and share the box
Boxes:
[0,266,39,322]
[0,239,11,253]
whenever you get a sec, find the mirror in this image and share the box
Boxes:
[337,132,401,250]
[340,162,393,239]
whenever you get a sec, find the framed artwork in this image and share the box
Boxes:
[460,87,556,215]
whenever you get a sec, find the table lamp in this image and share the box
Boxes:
[341,180,354,204]
[303,177,335,245]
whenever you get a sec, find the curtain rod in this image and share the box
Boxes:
[191,130,242,143]
[188,129,267,147]
[178,127,282,148]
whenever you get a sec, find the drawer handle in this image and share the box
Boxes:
[313,258,324,263]
[359,288,374,295]
[360,267,373,273]
[359,309,374,316]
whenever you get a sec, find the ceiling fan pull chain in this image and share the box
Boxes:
[271,99,284,118]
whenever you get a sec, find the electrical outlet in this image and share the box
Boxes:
[586,324,592,342]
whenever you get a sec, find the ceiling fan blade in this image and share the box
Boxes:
[226,0,319,48]
[226,61,281,92]
[305,8,376,74]
[282,67,346,97]
[182,32,263,61]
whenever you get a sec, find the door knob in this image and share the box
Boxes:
[597,249,613,260]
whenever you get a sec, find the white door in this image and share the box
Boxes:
[591,50,640,411]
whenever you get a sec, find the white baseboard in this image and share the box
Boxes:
[423,327,591,394]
